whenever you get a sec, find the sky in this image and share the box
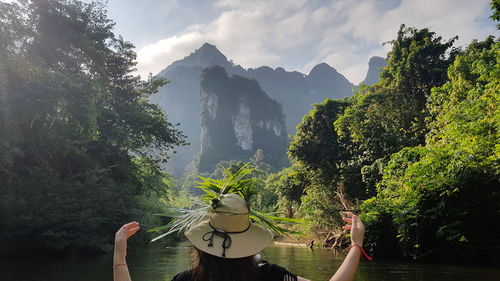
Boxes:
[104,0,498,84]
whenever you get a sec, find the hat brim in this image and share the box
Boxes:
[185,220,273,258]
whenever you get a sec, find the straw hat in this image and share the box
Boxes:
[185,193,273,258]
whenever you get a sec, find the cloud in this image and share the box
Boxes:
[137,32,203,75]
[136,0,496,84]
[136,0,311,77]
[306,0,496,83]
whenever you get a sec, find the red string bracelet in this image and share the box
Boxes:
[113,263,127,268]
[349,244,373,261]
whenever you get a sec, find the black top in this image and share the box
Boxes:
[171,262,298,281]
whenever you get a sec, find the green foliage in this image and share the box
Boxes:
[265,163,348,234]
[1,177,132,254]
[217,160,278,212]
[283,25,459,235]
[280,21,499,263]
[198,163,258,204]
[150,163,302,242]
[286,26,460,226]
[287,99,355,232]
[380,25,459,104]
[271,166,308,204]
[289,99,349,175]
[264,165,308,217]
[0,0,185,255]
[362,38,500,260]
[336,25,457,162]
[191,160,278,212]
[491,0,500,29]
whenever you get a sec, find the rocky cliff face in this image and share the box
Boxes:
[197,66,287,172]
[362,56,387,85]
[152,43,385,176]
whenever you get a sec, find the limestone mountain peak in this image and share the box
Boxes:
[362,56,387,85]
[196,42,226,62]
[160,42,230,74]
[368,56,385,65]
[308,62,338,77]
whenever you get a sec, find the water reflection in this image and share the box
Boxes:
[128,245,191,281]
[1,241,499,281]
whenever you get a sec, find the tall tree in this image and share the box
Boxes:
[283,25,461,236]
[334,25,458,197]
[362,36,499,260]
[0,0,185,255]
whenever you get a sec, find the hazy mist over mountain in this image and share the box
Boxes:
[152,43,385,176]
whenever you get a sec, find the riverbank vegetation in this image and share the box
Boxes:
[0,0,498,264]
[0,0,185,255]
[266,4,500,262]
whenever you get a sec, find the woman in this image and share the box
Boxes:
[113,194,367,281]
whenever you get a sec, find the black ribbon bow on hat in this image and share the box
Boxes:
[202,222,251,258]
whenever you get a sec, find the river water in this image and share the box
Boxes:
[2,242,499,281]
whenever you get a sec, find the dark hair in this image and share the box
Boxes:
[190,247,259,281]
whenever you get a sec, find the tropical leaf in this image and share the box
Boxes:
[250,210,305,236]
[150,162,303,242]
[150,203,210,242]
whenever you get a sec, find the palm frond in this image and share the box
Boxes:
[250,210,305,236]
[149,203,209,242]
[149,162,303,242]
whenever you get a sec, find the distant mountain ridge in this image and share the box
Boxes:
[197,66,288,172]
[151,43,386,176]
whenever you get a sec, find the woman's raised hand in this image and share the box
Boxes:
[342,212,365,246]
[329,213,366,281]
[114,221,140,260]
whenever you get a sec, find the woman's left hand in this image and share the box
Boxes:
[114,221,140,260]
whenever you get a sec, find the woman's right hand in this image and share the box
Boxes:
[114,221,140,261]
[342,212,365,246]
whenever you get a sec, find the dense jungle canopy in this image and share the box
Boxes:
[0,0,186,254]
[0,0,498,264]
